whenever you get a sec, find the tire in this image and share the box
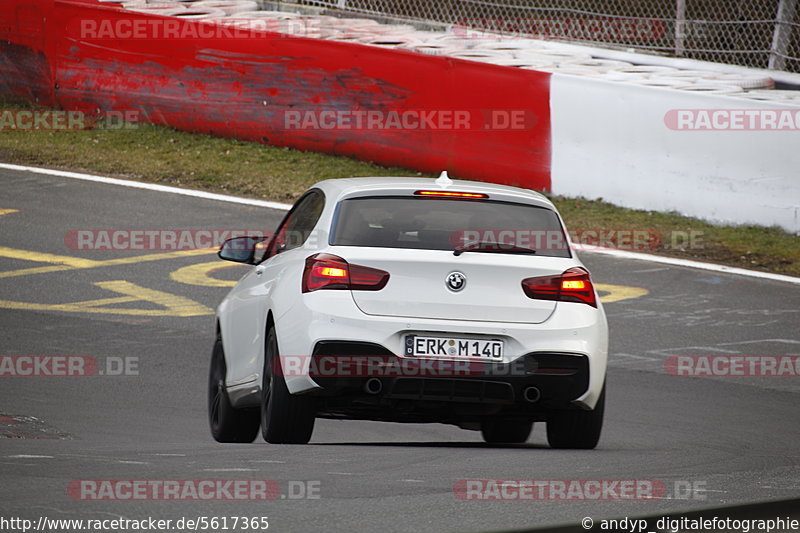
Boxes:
[261,327,315,444]
[481,420,533,444]
[674,84,744,95]
[546,384,605,449]
[208,337,260,443]
[192,1,259,15]
[699,73,774,89]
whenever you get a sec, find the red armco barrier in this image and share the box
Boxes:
[0,0,552,190]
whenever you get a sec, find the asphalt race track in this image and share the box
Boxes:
[1,167,798,533]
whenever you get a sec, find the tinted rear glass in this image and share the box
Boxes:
[331,197,571,258]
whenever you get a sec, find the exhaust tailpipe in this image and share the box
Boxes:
[523,386,541,403]
[364,378,383,395]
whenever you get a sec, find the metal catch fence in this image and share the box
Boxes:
[286,0,800,73]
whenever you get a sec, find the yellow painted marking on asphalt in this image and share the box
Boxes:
[0,246,103,268]
[91,281,212,316]
[170,261,241,288]
[99,248,215,267]
[595,283,649,303]
[0,244,648,311]
[0,209,19,216]
[61,295,140,308]
[0,246,216,316]
[0,280,213,317]
[0,265,76,279]
[0,246,215,279]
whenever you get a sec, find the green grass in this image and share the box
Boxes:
[1,98,798,276]
[553,197,799,274]
[0,125,422,203]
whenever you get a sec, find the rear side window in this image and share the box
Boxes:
[268,190,325,257]
[331,196,570,258]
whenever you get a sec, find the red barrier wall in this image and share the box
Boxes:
[0,0,551,190]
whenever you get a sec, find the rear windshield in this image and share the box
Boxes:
[331,196,571,258]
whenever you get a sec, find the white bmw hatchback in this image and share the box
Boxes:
[209,175,608,448]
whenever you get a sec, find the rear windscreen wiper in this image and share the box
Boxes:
[453,241,537,256]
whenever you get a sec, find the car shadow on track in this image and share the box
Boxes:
[308,442,551,449]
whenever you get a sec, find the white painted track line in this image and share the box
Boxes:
[577,246,800,285]
[2,162,798,285]
[0,163,294,211]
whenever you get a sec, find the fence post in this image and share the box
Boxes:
[675,0,686,56]
[769,0,798,70]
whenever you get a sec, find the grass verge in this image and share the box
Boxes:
[1,99,797,276]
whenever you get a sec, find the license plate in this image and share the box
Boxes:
[405,335,503,359]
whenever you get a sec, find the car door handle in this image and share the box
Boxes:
[255,266,265,276]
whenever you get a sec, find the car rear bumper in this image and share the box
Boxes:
[307,349,591,420]
[275,291,608,411]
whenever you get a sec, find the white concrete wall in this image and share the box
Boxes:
[550,75,800,234]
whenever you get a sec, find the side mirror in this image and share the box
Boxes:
[218,236,266,265]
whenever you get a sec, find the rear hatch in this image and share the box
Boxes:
[329,194,573,324]
[334,247,569,324]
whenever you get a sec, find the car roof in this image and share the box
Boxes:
[310,176,555,209]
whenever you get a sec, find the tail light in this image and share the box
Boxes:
[302,254,390,293]
[521,267,597,308]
